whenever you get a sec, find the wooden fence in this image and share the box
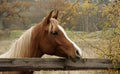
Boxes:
[0,58,120,71]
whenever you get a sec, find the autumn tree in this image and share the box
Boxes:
[93,0,120,73]
[59,0,100,31]
[0,0,31,30]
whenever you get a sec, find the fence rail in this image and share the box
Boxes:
[0,58,119,71]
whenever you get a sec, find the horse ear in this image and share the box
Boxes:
[44,10,54,24]
[53,10,59,19]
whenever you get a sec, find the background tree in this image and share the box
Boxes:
[0,0,31,30]
[0,0,118,32]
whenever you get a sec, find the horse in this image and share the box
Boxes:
[0,10,82,74]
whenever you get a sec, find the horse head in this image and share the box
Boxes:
[31,10,82,62]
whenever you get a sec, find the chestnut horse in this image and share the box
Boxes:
[0,10,82,74]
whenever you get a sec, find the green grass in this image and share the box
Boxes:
[81,29,115,39]
[9,30,24,40]
[0,30,24,40]
[1,29,115,41]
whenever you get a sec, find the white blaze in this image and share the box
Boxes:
[58,25,82,57]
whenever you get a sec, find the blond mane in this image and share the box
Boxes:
[0,27,34,58]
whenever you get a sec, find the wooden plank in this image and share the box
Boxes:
[0,58,119,71]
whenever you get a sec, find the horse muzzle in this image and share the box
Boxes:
[68,55,83,62]
[67,49,83,62]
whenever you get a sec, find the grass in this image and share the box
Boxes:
[0,30,24,40]
[10,30,24,40]
[1,28,114,40]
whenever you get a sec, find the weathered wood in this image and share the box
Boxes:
[0,58,119,71]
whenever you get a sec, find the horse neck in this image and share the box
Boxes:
[0,27,42,58]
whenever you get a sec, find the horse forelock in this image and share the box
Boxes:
[48,18,59,33]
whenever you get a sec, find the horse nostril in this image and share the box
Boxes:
[76,50,80,56]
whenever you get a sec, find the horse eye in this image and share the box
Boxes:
[51,31,58,35]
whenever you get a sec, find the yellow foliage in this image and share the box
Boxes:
[80,1,98,16]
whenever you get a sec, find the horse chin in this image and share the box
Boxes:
[68,56,80,62]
